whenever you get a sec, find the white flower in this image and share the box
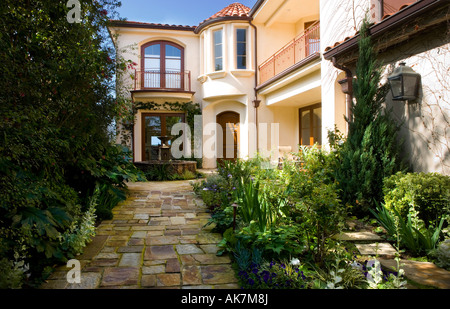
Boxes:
[290,258,300,266]
[349,261,363,271]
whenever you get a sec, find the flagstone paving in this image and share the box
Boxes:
[40,180,239,289]
[339,219,450,289]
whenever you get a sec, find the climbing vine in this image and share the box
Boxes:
[134,101,202,134]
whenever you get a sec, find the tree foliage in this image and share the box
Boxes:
[0,0,134,285]
[335,16,404,216]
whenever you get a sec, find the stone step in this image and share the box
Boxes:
[336,231,397,257]
[355,243,397,257]
[336,231,383,242]
[380,259,450,289]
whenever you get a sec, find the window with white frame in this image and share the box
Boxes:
[236,28,247,69]
[213,29,223,71]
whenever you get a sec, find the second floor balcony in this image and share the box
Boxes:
[259,22,320,85]
[134,70,192,92]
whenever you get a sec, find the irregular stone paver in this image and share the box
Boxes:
[337,231,383,241]
[355,243,397,257]
[176,244,203,255]
[40,180,238,289]
[101,267,139,287]
[380,259,450,289]
[119,253,142,267]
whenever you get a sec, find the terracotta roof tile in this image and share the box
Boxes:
[109,20,196,31]
[199,2,251,25]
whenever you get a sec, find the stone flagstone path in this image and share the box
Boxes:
[40,180,239,289]
[338,220,450,289]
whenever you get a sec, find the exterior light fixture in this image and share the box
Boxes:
[388,62,421,101]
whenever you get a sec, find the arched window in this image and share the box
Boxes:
[140,41,184,89]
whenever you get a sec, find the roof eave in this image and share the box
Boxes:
[194,16,252,34]
[108,20,196,32]
[323,0,445,61]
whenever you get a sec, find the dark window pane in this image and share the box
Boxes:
[237,43,246,56]
[301,110,311,146]
[237,29,246,42]
[145,116,162,160]
[313,107,322,145]
[237,56,246,69]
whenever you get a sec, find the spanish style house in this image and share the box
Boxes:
[109,0,449,174]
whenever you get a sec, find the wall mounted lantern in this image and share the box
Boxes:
[388,62,421,101]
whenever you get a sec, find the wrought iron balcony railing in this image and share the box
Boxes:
[134,70,192,92]
[258,22,320,85]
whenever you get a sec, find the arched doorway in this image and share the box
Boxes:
[216,111,240,164]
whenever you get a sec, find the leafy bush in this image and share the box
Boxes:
[0,1,143,286]
[371,203,444,256]
[144,163,175,181]
[433,239,450,270]
[237,259,312,289]
[236,222,305,260]
[286,146,347,264]
[0,258,25,289]
[383,172,450,228]
[233,177,274,233]
[61,188,98,255]
[193,174,230,207]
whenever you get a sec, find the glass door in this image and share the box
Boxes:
[299,104,322,146]
[142,113,185,161]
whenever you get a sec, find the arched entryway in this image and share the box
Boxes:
[216,111,240,164]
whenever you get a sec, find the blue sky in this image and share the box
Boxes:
[115,0,258,26]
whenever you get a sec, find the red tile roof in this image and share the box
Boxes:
[206,2,251,20]
[109,20,196,31]
[194,3,252,33]
[198,2,251,26]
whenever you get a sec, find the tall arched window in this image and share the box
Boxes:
[141,41,184,89]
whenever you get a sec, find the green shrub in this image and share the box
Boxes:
[144,163,174,181]
[194,174,230,207]
[0,257,24,289]
[236,221,305,260]
[371,203,444,256]
[286,146,347,264]
[233,177,275,233]
[383,172,450,228]
[61,188,98,256]
[433,239,450,270]
[94,183,127,220]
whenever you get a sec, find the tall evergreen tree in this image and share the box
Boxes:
[336,16,404,216]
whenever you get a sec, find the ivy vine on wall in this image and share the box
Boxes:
[133,101,202,132]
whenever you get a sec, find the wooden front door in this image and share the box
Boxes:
[216,111,240,164]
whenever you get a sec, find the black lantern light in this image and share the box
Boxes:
[388,62,421,101]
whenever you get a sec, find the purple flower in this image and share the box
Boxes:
[248,278,255,286]
[262,271,270,283]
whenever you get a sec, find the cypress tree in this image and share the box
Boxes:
[336,16,404,216]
